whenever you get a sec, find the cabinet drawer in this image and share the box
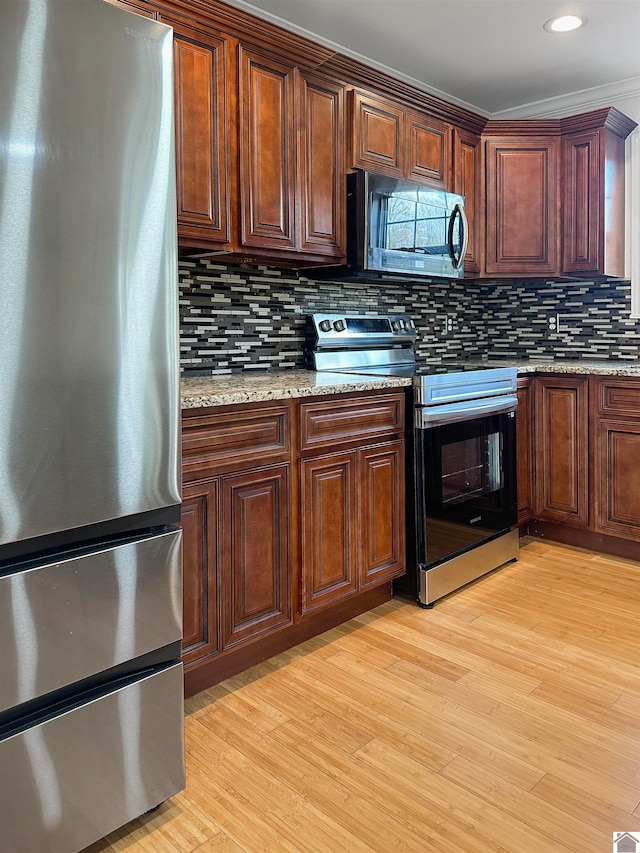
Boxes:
[182,405,291,478]
[596,377,640,418]
[300,393,404,451]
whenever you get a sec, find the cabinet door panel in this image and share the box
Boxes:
[406,113,451,187]
[298,72,345,257]
[181,480,219,664]
[172,27,228,244]
[239,48,296,249]
[596,419,640,540]
[535,377,589,526]
[453,129,481,275]
[516,381,535,524]
[563,131,600,274]
[349,90,403,178]
[301,453,357,614]
[221,466,292,649]
[360,443,405,588]
[485,138,560,275]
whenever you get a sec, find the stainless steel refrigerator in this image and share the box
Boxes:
[0,1,185,850]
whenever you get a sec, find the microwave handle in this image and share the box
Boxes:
[448,203,469,269]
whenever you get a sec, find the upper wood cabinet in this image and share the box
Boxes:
[482,109,635,279]
[349,89,452,188]
[484,134,561,277]
[453,128,481,275]
[168,20,230,246]
[562,109,636,279]
[238,47,296,252]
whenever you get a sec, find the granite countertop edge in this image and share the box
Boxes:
[180,361,639,409]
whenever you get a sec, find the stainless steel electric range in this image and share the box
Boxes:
[309,313,519,606]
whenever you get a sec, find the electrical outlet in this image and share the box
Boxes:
[548,314,558,332]
[444,314,454,335]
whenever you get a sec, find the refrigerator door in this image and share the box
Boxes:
[0,0,180,548]
[0,662,186,853]
[0,528,182,713]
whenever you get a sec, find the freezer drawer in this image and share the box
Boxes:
[0,528,182,712]
[0,662,185,853]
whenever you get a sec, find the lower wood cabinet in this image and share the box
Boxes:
[300,439,405,615]
[520,373,640,558]
[535,375,589,527]
[220,465,292,649]
[594,377,640,542]
[181,389,405,695]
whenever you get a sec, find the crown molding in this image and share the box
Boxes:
[489,77,640,121]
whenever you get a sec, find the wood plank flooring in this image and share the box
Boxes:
[85,537,640,852]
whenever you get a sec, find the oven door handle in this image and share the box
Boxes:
[415,393,518,428]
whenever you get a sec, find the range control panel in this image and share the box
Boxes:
[311,314,416,349]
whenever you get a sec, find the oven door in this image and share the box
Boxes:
[415,399,517,569]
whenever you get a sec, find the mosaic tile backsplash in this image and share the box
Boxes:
[179,260,638,373]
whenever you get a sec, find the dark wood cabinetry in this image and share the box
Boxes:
[594,378,640,541]
[453,129,481,275]
[168,22,230,246]
[482,110,635,279]
[535,375,589,527]
[181,389,405,695]
[299,394,406,615]
[220,465,292,648]
[562,109,636,278]
[520,373,639,559]
[349,89,451,187]
[484,134,560,277]
[238,47,296,252]
[516,378,535,525]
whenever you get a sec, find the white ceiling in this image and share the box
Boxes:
[223,0,640,118]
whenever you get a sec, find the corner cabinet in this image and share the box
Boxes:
[181,389,405,696]
[520,373,640,560]
[482,109,636,279]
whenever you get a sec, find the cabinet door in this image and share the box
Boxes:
[300,452,358,614]
[405,113,451,187]
[220,466,292,649]
[181,480,219,665]
[562,131,600,276]
[453,129,481,275]
[297,71,345,258]
[238,47,296,250]
[595,419,640,541]
[349,90,404,178]
[359,442,405,589]
[170,25,229,245]
[535,376,589,526]
[484,138,560,276]
[516,380,535,524]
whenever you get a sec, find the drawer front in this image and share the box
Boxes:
[300,393,404,451]
[596,377,640,418]
[0,529,182,712]
[182,405,291,478]
[0,663,185,853]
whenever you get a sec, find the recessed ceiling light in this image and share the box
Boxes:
[543,14,587,33]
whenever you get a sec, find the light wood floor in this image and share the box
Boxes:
[86,537,640,852]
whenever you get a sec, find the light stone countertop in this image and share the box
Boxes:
[180,361,639,409]
[180,369,411,409]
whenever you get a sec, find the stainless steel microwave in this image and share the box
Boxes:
[347,170,468,279]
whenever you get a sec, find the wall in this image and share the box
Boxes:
[179,260,638,373]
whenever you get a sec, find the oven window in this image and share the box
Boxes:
[441,432,501,505]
